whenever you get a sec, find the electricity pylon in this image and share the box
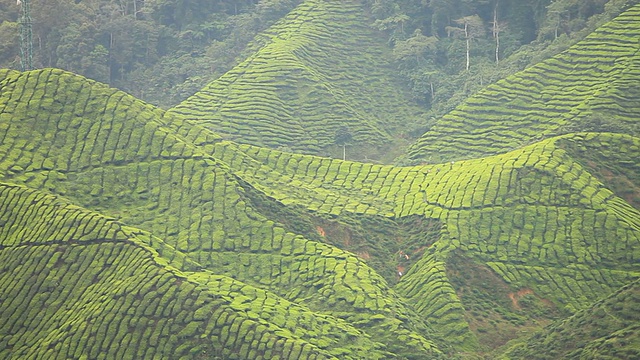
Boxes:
[17,0,33,71]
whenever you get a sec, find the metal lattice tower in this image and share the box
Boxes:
[18,0,33,71]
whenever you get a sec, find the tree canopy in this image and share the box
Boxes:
[0,0,635,112]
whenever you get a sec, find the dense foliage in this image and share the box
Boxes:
[1,0,637,112]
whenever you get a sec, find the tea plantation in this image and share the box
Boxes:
[1,3,640,360]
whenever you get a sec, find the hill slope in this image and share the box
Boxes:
[498,279,640,359]
[0,68,440,359]
[0,183,381,359]
[168,0,426,159]
[213,132,640,350]
[406,4,640,163]
[2,67,639,358]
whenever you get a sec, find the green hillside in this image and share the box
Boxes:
[406,4,640,164]
[559,132,640,210]
[168,0,426,159]
[2,5,640,359]
[2,64,639,358]
[0,183,382,359]
[498,279,640,359]
[213,131,640,350]
[0,69,440,359]
[0,69,17,82]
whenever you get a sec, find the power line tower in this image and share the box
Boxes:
[17,0,33,71]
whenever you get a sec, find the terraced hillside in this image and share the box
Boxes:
[212,131,640,350]
[169,0,426,159]
[406,4,640,164]
[498,279,640,359]
[0,69,441,359]
[0,183,382,359]
[2,67,640,358]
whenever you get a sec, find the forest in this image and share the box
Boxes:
[0,0,634,115]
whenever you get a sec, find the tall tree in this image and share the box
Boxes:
[491,1,508,63]
[448,14,485,70]
[334,127,353,161]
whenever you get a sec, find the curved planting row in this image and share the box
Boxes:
[0,68,222,180]
[169,0,425,155]
[0,69,17,83]
[407,4,640,163]
[558,132,640,210]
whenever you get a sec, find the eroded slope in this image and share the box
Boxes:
[212,132,640,350]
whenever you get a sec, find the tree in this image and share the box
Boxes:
[428,0,460,37]
[30,0,77,67]
[373,13,410,43]
[55,22,94,74]
[334,127,353,161]
[103,15,160,83]
[393,29,439,105]
[0,21,19,68]
[83,44,110,83]
[538,0,609,41]
[393,29,438,67]
[491,1,508,63]
[447,15,486,71]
